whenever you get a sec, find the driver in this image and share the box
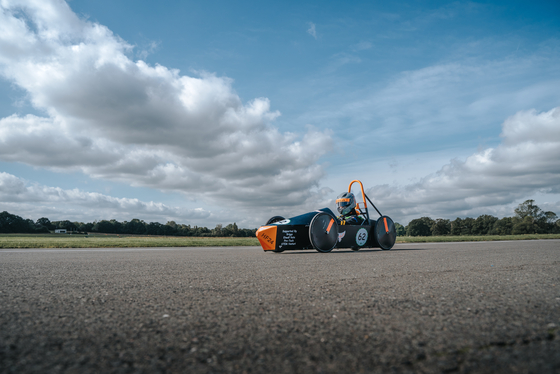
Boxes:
[336,192,366,225]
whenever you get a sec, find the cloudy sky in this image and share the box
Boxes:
[1,0,559,228]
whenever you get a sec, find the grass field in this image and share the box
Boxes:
[0,233,259,249]
[0,232,559,249]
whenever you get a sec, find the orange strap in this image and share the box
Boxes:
[383,217,389,233]
[326,219,334,234]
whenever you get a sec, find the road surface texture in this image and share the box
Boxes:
[1,241,559,374]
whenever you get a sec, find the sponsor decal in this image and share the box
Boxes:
[337,231,346,242]
[356,228,368,246]
[274,219,291,225]
[279,229,297,248]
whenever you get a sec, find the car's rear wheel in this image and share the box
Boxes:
[374,216,397,250]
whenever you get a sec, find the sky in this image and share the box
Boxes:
[0,0,559,228]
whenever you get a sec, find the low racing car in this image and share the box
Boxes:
[256,180,397,253]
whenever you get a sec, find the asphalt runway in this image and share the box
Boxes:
[1,241,559,374]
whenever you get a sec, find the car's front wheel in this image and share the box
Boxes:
[309,212,338,253]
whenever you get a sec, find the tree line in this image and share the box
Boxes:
[396,200,560,236]
[1,199,558,237]
[0,212,256,237]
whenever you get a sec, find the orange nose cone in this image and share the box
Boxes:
[256,226,278,251]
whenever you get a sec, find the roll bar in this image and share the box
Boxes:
[347,180,383,224]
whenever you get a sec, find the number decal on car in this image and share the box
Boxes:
[356,228,368,246]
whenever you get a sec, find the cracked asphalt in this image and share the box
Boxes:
[1,240,559,373]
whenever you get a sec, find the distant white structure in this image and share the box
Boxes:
[54,229,67,234]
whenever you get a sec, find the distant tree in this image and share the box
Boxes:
[53,220,78,231]
[108,219,123,234]
[163,221,178,236]
[212,224,223,237]
[0,211,36,233]
[146,222,163,235]
[34,225,50,233]
[124,219,146,235]
[491,217,513,235]
[407,217,434,236]
[177,224,193,236]
[188,225,207,236]
[394,222,406,236]
[221,223,238,237]
[512,216,540,235]
[0,211,258,237]
[513,200,558,234]
[76,222,94,233]
[25,219,38,232]
[472,215,498,235]
[92,220,115,233]
[537,211,558,234]
[461,217,475,235]
[450,218,463,236]
[471,216,483,235]
[238,228,256,237]
[515,200,542,220]
[431,219,451,236]
[36,217,54,230]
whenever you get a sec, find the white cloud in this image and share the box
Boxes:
[326,52,362,72]
[351,41,372,52]
[365,107,560,223]
[307,22,317,39]
[0,0,333,211]
[137,40,159,61]
[302,49,560,153]
[0,172,212,224]
[0,171,336,228]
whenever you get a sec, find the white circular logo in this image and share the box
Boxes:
[356,228,368,246]
[274,219,290,225]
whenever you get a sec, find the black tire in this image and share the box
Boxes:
[375,216,397,250]
[266,216,285,225]
[309,212,338,253]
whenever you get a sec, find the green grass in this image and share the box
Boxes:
[0,233,558,249]
[396,233,560,243]
[0,233,259,249]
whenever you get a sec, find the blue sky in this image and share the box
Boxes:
[0,0,559,228]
